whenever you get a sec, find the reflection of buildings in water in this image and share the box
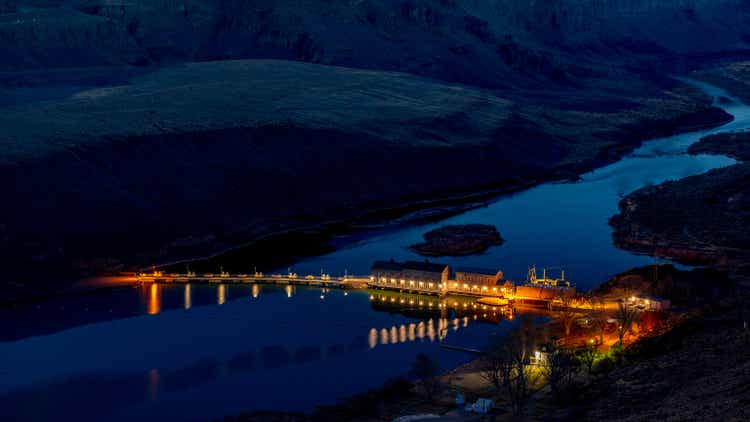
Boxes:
[218,284,226,305]
[367,316,466,349]
[148,283,512,327]
[147,283,162,315]
[366,290,516,350]
[184,284,192,310]
[368,290,513,324]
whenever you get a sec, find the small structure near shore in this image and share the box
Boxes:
[369,260,586,309]
[410,224,503,257]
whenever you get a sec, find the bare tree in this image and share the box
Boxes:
[481,317,539,416]
[615,301,639,347]
[480,335,513,391]
[588,296,609,345]
[542,343,576,402]
[577,341,597,374]
[554,294,579,337]
[410,353,441,401]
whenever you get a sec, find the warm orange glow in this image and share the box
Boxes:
[427,319,435,341]
[147,283,161,315]
[368,328,378,349]
[380,328,389,345]
[217,284,226,305]
[184,284,192,310]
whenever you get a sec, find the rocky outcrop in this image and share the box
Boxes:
[410,224,503,256]
[694,62,750,104]
[612,113,750,266]
[611,163,750,265]
[591,264,733,307]
[688,130,750,161]
[0,7,146,70]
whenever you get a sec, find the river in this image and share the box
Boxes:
[0,80,747,421]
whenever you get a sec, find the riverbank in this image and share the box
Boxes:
[611,111,750,266]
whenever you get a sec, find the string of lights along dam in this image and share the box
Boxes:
[138,259,574,306]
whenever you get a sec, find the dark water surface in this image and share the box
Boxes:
[1,284,515,421]
[1,80,748,421]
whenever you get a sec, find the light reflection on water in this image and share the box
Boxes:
[0,283,519,422]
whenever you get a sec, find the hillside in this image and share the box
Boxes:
[0,59,731,300]
[2,1,750,299]
[1,0,750,96]
[572,314,750,421]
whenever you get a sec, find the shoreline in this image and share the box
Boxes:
[157,104,733,269]
[149,105,734,272]
[1,102,734,307]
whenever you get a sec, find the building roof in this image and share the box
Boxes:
[402,260,449,273]
[455,266,502,276]
[371,260,403,271]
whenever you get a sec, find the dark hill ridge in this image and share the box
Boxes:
[2,0,750,95]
